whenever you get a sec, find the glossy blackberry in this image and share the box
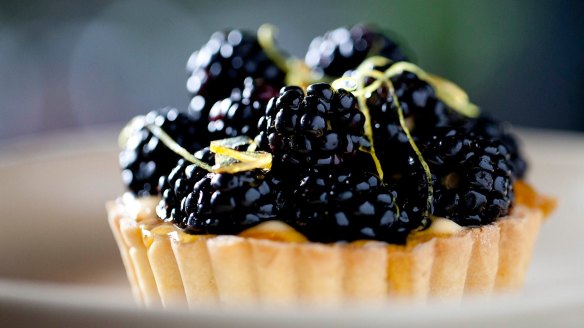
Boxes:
[255,83,366,175]
[178,170,279,234]
[365,70,466,176]
[287,169,417,244]
[421,128,515,226]
[187,29,286,115]
[464,115,528,179]
[208,77,279,139]
[305,25,407,78]
[384,154,434,225]
[119,108,207,196]
[157,148,214,227]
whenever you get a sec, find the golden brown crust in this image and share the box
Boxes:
[342,242,388,301]
[206,236,258,306]
[107,202,143,306]
[429,232,474,299]
[108,200,161,308]
[107,197,545,308]
[386,240,435,301]
[170,235,218,308]
[464,224,500,296]
[495,206,544,290]
[248,239,298,306]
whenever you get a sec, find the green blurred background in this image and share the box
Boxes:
[1,0,583,139]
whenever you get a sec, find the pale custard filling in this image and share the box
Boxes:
[119,180,555,246]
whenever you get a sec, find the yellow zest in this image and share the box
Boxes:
[247,141,258,152]
[333,56,480,218]
[213,151,272,173]
[385,79,435,217]
[145,124,214,172]
[257,24,316,88]
[144,126,272,174]
[210,135,253,149]
[210,137,273,173]
[331,75,384,181]
[383,60,480,118]
[210,136,272,172]
[210,145,261,162]
[118,115,146,149]
[257,24,289,73]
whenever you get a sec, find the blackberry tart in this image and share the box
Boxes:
[107,27,555,309]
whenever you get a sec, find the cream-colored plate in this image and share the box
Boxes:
[0,126,583,327]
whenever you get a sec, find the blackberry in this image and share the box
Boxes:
[391,72,467,132]
[255,83,365,175]
[305,25,407,78]
[364,70,466,176]
[361,73,519,226]
[464,115,528,179]
[207,77,279,139]
[286,169,416,244]
[119,108,207,196]
[420,128,515,226]
[157,148,214,227]
[163,169,279,234]
[384,154,433,224]
[187,29,286,116]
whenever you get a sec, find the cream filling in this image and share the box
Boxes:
[122,196,467,242]
[422,217,465,235]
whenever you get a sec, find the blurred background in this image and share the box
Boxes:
[1,0,583,140]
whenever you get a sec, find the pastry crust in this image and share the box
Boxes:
[107,197,545,307]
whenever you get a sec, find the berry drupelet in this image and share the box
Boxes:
[157,148,214,228]
[207,77,280,140]
[255,83,366,175]
[187,29,286,116]
[160,167,279,235]
[119,108,208,196]
[286,169,416,244]
[463,115,528,179]
[352,67,516,226]
[362,70,467,177]
[421,128,515,226]
[305,25,407,78]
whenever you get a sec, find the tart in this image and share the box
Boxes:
[108,25,555,308]
[108,195,549,308]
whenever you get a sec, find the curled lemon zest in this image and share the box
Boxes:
[145,124,214,172]
[210,135,253,149]
[383,78,434,217]
[383,61,480,118]
[331,76,359,92]
[257,24,290,73]
[257,24,322,88]
[258,24,315,87]
[209,136,272,172]
[354,76,385,180]
[425,74,480,117]
[359,56,393,70]
[333,56,479,219]
[247,141,258,152]
[118,115,145,149]
[213,152,272,173]
[144,126,272,174]
[211,144,264,162]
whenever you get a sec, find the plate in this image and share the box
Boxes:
[0,126,583,327]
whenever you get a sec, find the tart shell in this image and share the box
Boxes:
[107,197,544,308]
